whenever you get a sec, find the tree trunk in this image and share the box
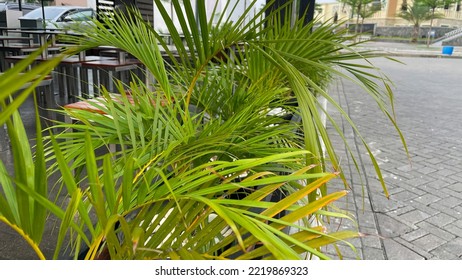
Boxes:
[354,5,361,42]
[355,6,361,35]
[426,9,435,47]
[360,17,365,41]
[412,23,419,43]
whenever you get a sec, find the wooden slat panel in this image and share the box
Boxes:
[95,0,153,25]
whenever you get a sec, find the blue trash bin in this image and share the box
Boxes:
[442,46,454,55]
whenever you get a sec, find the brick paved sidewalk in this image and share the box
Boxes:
[327,56,462,259]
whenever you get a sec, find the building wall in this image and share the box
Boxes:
[54,0,92,8]
[375,26,454,37]
[316,2,348,23]
[318,0,462,28]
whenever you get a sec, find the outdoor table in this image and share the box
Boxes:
[80,58,143,97]
[0,35,35,47]
[7,29,74,58]
[3,53,116,102]
[0,34,36,71]
[58,55,117,101]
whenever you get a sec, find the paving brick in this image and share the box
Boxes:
[406,200,440,216]
[376,213,414,238]
[394,237,434,260]
[437,195,462,208]
[425,157,446,165]
[382,238,425,260]
[452,219,462,229]
[356,211,378,228]
[362,246,386,260]
[425,180,451,190]
[405,177,437,188]
[439,188,462,202]
[426,188,452,199]
[447,183,462,192]
[328,57,462,260]
[358,226,378,235]
[411,193,441,206]
[415,166,438,175]
[432,169,458,177]
[429,202,462,219]
[415,221,455,242]
[398,184,428,196]
[444,224,462,238]
[441,176,459,185]
[437,238,462,257]
[429,247,461,260]
[388,190,420,202]
[360,234,383,249]
[383,168,415,181]
[331,201,360,213]
[370,194,405,213]
[452,206,462,215]
[388,205,415,216]
[411,234,447,252]
[425,213,457,228]
[401,229,429,242]
[398,209,431,225]
[396,164,412,172]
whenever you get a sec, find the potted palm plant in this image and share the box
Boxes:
[0,0,405,259]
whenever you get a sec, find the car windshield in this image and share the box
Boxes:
[22,7,66,20]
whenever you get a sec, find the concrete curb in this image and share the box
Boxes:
[352,42,462,59]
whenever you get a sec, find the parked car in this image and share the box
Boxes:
[0,2,41,15]
[19,6,95,30]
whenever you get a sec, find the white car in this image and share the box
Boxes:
[0,2,41,15]
[19,6,95,30]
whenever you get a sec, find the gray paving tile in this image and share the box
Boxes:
[362,247,386,260]
[361,235,383,250]
[388,205,416,217]
[447,183,462,192]
[429,202,462,219]
[406,200,440,216]
[415,221,456,242]
[425,213,457,228]
[398,209,432,225]
[429,247,461,260]
[445,224,462,238]
[382,239,425,260]
[411,193,441,206]
[439,189,462,203]
[327,56,462,260]
[376,213,414,238]
[411,234,448,252]
[437,238,462,257]
[426,180,451,190]
[401,229,429,242]
[389,190,420,202]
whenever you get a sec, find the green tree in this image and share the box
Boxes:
[398,2,442,43]
[358,1,381,36]
[339,0,377,36]
[418,0,456,46]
